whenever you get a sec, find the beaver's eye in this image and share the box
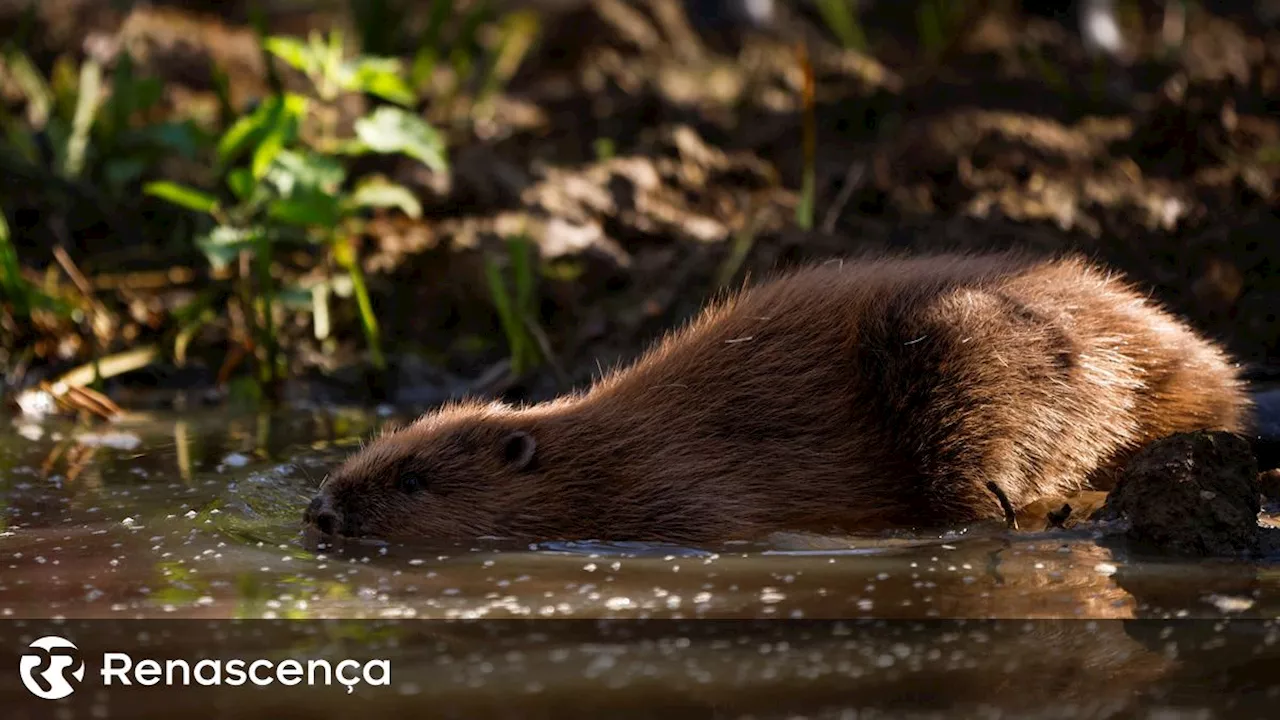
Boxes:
[398,473,423,494]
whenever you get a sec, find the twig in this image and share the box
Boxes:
[521,312,570,390]
[49,231,113,392]
[51,239,113,341]
[55,345,158,389]
[92,266,198,291]
[37,381,122,421]
[593,0,663,51]
[50,245,93,299]
[986,481,1019,530]
[64,385,122,419]
[469,358,516,397]
[216,339,252,388]
[41,442,68,478]
[64,445,98,482]
[175,420,192,484]
[821,161,867,234]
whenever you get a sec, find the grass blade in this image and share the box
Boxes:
[333,233,385,371]
[485,255,528,376]
[63,58,103,178]
[0,209,29,316]
[814,0,868,52]
[508,235,540,371]
[144,181,220,214]
[796,42,816,231]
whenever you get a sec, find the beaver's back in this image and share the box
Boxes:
[577,252,1249,533]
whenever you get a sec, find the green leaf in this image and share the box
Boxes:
[251,126,288,179]
[353,68,416,106]
[263,36,315,76]
[345,57,416,106]
[344,56,402,79]
[196,225,261,270]
[226,168,255,199]
[256,151,346,228]
[249,95,310,180]
[200,225,261,247]
[267,190,341,228]
[353,106,447,172]
[216,93,307,167]
[217,105,269,163]
[327,137,377,156]
[346,178,422,218]
[144,181,219,214]
[264,149,346,195]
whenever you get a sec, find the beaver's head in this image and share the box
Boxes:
[303,401,544,543]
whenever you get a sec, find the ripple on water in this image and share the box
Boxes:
[3,408,1280,716]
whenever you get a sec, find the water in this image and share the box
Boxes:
[4,408,1280,718]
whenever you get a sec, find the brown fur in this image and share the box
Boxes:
[305,252,1251,544]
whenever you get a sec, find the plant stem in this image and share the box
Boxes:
[796,41,817,231]
[251,234,279,390]
[334,232,385,371]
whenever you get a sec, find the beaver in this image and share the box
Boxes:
[303,252,1251,545]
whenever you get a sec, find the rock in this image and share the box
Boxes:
[1097,431,1260,556]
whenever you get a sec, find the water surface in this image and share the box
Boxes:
[4,407,1280,718]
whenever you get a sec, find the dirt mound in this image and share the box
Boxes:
[1097,431,1262,556]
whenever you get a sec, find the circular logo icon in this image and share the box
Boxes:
[19,635,85,700]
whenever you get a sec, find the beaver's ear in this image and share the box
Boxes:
[501,431,537,471]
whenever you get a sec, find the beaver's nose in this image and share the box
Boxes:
[304,494,341,536]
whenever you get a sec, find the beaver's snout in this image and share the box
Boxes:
[304,493,357,537]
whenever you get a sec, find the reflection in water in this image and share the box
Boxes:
[3,408,1280,716]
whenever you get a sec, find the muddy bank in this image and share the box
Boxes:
[2,0,1279,411]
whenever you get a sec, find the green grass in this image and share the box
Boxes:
[814,0,869,52]
[484,235,543,378]
[0,209,71,320]
[796,42,817,231]
[916,0,970,61]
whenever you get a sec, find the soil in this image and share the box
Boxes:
[1096,430,1266,556]
[2,0,1279,412]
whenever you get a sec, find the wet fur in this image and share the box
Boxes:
[311,252,1251,544]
